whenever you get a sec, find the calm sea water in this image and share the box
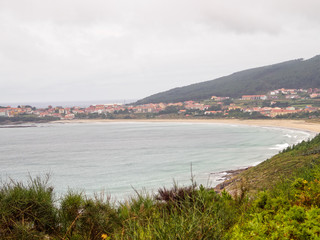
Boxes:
[0,122,313,201]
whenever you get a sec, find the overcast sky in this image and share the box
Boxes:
[1,0,320,104]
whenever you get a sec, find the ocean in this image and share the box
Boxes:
[0,122,313,201]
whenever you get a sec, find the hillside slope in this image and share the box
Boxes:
[136,55,320,104]
[217,134,320,196]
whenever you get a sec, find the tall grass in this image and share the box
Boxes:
[0,175,57,239]
[0,176,244,239]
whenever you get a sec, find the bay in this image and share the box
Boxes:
[0,122,313,201]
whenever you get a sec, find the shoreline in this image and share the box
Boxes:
[53,118,320,134]
[213,167,251,193]
[53,118,319,193]
[2,118,318,196]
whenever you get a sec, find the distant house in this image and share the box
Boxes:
[308,88,320,94]
[72,109,85,114]
[39,112,51,117]
[51,113,62,119]
[0,108,8,117]
[85,106,96,114]
[64,114,75,120]
[269,109,300,118]
[204,111,222,115]
[185,103,209,111]
[269,90,279,95]
[228,105,242,110]
[286,95,301,99]
[305,106,318,112]
[310,93,320,99]
[241,95,267,100]
[278,88,297,95]
[184,101,194,105]
[211,96,230,101]
[168,102,183,107]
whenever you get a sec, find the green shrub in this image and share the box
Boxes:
[59,191,85,237]
[0,175,57,238]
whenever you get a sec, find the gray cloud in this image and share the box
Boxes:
[0,0,320,103]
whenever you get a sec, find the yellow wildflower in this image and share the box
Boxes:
[101,233,108,240]
[303,180,308,184]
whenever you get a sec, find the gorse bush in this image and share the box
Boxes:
[0,178,242,239]
[59,192,121,240]
[60,191,84,235]
[0,175,57,239]
[230,155,320,240]
[115,185,241,240]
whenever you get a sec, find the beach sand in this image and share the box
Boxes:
[54,118,320,133]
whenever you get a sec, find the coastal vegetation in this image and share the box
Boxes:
[2,135,320,239]
[0,115,60,125]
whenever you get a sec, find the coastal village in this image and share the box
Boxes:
[1,88,320,120]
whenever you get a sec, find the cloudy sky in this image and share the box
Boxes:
[1,0,319,104]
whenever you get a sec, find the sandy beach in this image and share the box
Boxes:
[54,118,320,134]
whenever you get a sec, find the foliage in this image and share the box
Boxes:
[0,115,59,123]
[0,175,58,239]
[271,101,290,108]
[115,185,242,240]
[227,109,269,119]
[276,111,320,119]
[158,105,183,114]
[0,178,242,239]
[222,134,320,195]
[230,163,320,239]
[207,105,222,111]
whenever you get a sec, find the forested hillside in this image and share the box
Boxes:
[136,55,320,104]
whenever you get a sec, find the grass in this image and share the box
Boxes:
[0,175,57,239]
[223,135,320,195]
[229,159,320,239]
[0,177,243,239]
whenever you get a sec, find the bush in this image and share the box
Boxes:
[0,175,57,238]
[60,193,120,240]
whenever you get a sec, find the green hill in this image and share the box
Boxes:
[136,55,320,104]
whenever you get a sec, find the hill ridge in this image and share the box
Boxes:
[136,55,320,104]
